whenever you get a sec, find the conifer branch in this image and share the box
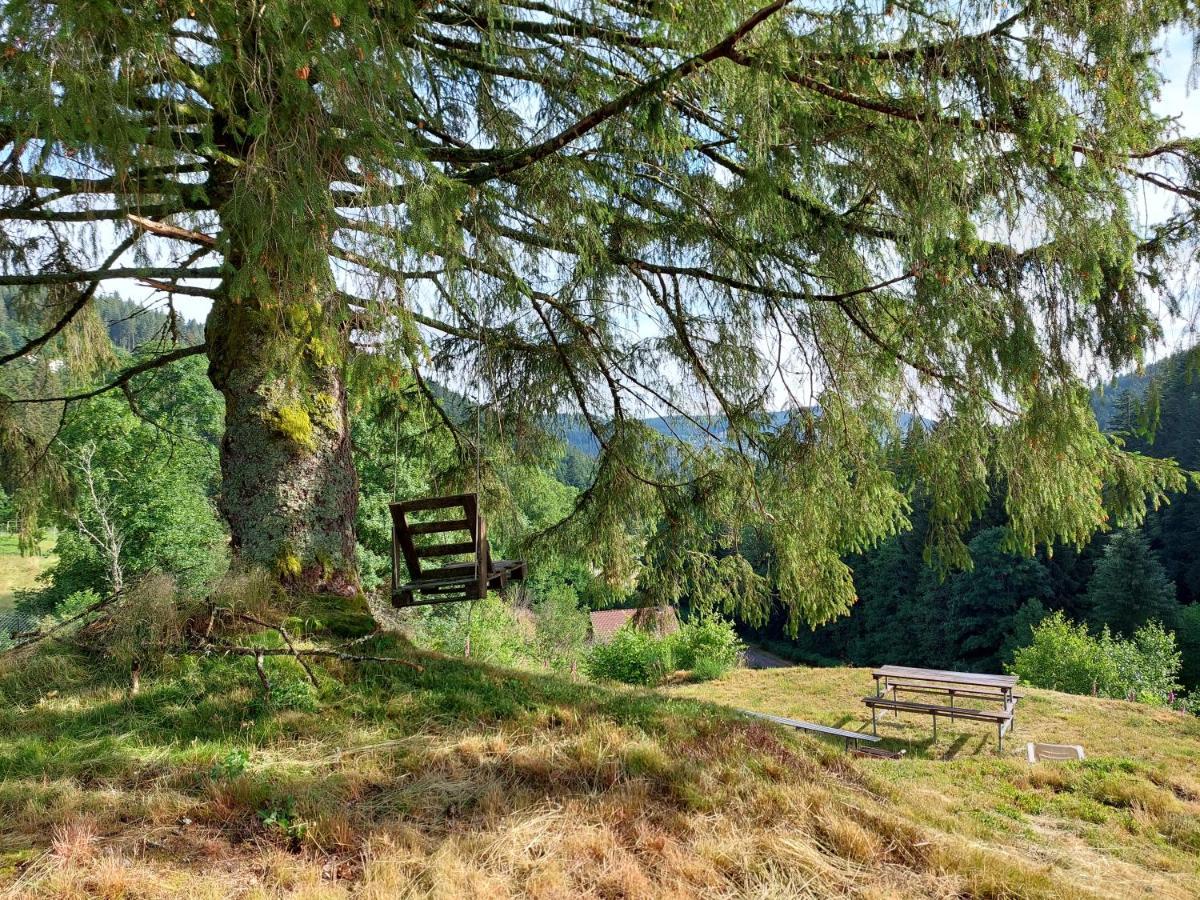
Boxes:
[459,0,794,183]
[127,214,217,248]
[0,232,140,367]
[0,267,222,287]
[6,344,208,405]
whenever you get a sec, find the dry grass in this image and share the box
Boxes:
[1,622,1198,898]
[0,533,55,611]
[672,665,1200,899]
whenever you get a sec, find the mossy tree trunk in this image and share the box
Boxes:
[205,230,359,596]
[207,291,359,595]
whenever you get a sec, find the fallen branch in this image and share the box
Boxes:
[237,612,319,686]
[254,649,271,696]
[195,639,424,672]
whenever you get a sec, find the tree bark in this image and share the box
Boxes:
[206,282,359,597]
[201,31,361,599]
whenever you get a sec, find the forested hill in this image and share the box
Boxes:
[755,342,1200,688]
[0,290,204,355]
[1090,347,1200,430]
[557,409,925,457]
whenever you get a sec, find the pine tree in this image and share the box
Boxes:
[1087,529,1180,637]
[1,1,1196,614]
[944,527,1052,672]
[1177,603,1200,690]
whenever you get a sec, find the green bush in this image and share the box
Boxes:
[1009,612,1182,705]
[585,616,743,685]
[409,595,529,666]
[584,625,675,685]
[671,617,743,679]
[531,582,590,672]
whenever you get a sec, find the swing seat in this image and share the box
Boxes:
[389,493,526,608]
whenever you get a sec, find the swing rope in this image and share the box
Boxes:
[465,218,487,657]
[390,200,525,616]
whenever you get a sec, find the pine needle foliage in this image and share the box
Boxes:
[1,0,1198,620]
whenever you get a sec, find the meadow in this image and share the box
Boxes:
[2,600,1197,899]
[0,532,55,612]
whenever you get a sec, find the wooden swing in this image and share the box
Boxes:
[390,266,526,609]
[390,492,526,608]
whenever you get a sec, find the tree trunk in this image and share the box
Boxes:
[206,285,359,597]
[202,51,361,598]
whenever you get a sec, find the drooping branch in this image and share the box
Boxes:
[459,0,793,184]
[0,232,140,367]
[5,344,208,405]
[726,47,1200,168]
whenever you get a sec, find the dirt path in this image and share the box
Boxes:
[741,645,795,669]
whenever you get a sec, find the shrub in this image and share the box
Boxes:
[42,588,104,628]
[585,625,675,685]
[584,616,744,686]
[670,617,743,680]
[409,595,529,665]
[531,582,590,672]
[1009,612,1182,705]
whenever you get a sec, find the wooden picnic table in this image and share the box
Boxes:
[866,665,1021,751]
[873,665,1018,704]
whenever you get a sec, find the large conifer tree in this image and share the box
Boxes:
[1,1,1197,618]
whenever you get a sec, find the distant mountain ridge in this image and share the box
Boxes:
[554,409,923,458]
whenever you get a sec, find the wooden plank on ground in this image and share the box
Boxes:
[741,709,880,742]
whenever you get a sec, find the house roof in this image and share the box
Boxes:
[588,606,680,644]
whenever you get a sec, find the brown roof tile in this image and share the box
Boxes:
[588,606,680,644]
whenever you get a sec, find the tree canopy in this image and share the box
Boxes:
[2,0,1199,625]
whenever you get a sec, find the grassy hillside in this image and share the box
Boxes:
[673,666,1200,899]
[0,533,55,612]
[1,623,1198,898]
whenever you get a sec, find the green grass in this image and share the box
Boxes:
[1,606,1198,897]
[0,532,56,611]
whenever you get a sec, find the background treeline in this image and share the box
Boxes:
[1,289,205,355]
[5,292,1198,695]
[749,347,1200,691]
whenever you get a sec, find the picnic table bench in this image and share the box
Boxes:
[864,666,1020,751]
[740,709,880,751]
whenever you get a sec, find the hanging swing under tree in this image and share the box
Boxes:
[389,492,526,608]
[390,227,525,609]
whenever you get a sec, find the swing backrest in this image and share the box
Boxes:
[389,493,488,598]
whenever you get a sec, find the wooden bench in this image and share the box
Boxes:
[882,683,1024,705]
[862,696,1013,751]
[740,709,881,751]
